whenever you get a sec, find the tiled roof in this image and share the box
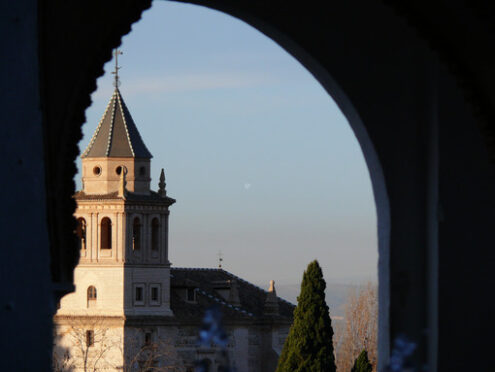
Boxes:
[170,268,295,323]
[82,88,152,159]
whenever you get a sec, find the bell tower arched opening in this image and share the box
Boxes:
[76,217,86,251]
[133,217,142,251]
[100,217,112,250]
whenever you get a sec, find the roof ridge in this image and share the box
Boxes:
[223,269,296,307]
[105,90,117,156]
[81,91,115,158]
[115,89,135,157]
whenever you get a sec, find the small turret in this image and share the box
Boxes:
[158,168,167,197]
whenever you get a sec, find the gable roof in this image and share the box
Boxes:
[170,268,295,323]
[82,88,152,159]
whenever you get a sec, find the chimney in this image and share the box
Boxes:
[263,280,279,315]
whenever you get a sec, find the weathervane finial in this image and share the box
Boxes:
[218,250,223,269]
[112,48,123,88]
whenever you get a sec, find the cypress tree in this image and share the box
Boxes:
[276,260,336,372]
[350,350,373,372]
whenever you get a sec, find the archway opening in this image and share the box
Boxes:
[66,1,388,371]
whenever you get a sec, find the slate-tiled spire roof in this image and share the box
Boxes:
[82,88,152,158]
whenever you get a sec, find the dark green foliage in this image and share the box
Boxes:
[276,260,336,372]
[351,350,373,372]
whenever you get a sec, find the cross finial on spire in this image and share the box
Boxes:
[112,49,123,88]
[218,250,223,269]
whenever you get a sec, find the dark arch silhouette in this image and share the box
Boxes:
[17,1,494,371]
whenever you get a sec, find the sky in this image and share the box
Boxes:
[77,1,377,294]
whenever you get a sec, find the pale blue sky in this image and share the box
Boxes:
[77,1,377,292]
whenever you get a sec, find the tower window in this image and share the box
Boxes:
[134,284,145,306]
[150,284,160,305]
[151,287,158,301]
[136,287,143,301]
[76,217,86,250]
[116,165,127,175]
[139,166,146,176]
[100,217,112,250]
[86,330,94,347]
[132,217,141,251]
[93,166,101,176]
[87,286,97,300]
[151,218,159,251]
[87,286,97,308]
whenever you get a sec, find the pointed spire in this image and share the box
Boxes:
[82,88,152,159]
[264,280,279,315]
[118,168,127,198]
[158,168,167,197]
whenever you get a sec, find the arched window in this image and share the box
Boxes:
[132,217,141,251]
[87,286,97,308]
[100,217,112,250]
[76,217,86,250]
[151,218,159,251]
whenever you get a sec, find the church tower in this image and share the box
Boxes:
[54,51,293,372]
[55,51,176,369]
[57,79,175,320]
